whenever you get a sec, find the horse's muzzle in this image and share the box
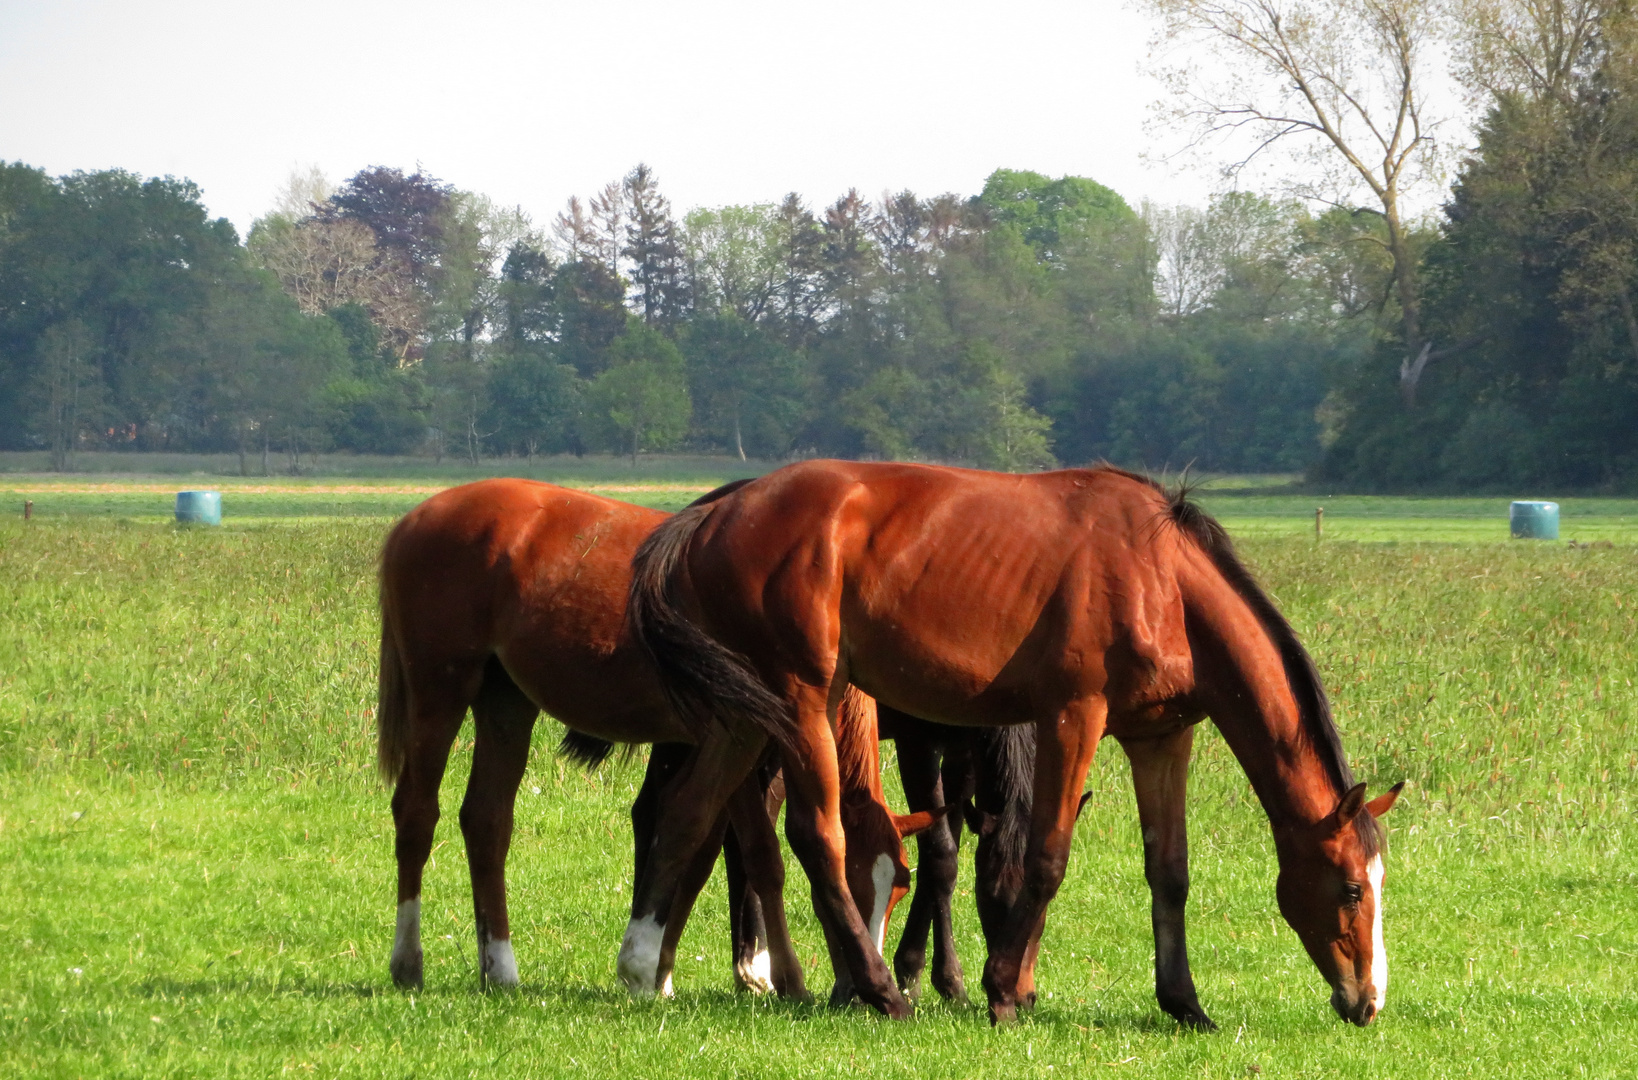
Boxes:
[1331,985,1378,1026]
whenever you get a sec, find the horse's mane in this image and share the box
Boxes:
[1113,468,1382,858]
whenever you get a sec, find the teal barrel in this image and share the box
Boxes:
[1509,500,1558,540]
[175,490,222,525]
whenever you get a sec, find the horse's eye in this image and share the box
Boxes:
[1341,882,1364,905]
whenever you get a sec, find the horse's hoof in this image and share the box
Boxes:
[931,969,967,1004]
[390,946,423,991]
[880,994,914,1020]
[1160,996,1217,1031]
[828,983,860,1008]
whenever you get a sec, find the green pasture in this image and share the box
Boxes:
[1,480,1635,1077]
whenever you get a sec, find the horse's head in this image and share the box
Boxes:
[1274,781,1403,1026]
[840,799,947,955]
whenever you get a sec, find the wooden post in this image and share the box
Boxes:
[1315,506,1324,540]
[23,500,32,521]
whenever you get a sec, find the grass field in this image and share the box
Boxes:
[2,464,1635,1077]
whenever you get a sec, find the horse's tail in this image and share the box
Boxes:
[376,585,410,786]
[970,723,1035,864]
[627,503,794,749]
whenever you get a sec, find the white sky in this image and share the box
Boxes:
[0,0,1221,238]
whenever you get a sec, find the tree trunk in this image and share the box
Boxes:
[262,427,270,477]
[734,408,746,462]
[1386,200,1429,408]
[237,421,248,477]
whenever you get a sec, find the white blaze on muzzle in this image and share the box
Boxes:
[1367,854,1387,1009]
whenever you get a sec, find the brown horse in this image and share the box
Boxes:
[376,478,933,999]
[628,460,1403,1026]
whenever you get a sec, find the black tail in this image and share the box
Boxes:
[557,729,619,768]
[971,723,1035,867]
[627,503,795,750]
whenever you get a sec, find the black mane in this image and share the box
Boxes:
[1146,473,1381,858]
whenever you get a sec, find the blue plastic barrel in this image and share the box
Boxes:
[1509,500,1558,540]
[175,490,222,525]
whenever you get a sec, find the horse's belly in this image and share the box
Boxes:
[502,649,691,745]
[844,633,1040,729]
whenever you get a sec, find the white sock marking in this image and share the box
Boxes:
[483,937,519,988]
[735,947,775,994]
[660,971,674,998]
[867,853,894,956]
[391,898,421,968]
[617,914,665,995]
[1367,855,1387,1009]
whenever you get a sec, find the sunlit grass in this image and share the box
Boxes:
[1,510,1635,1076]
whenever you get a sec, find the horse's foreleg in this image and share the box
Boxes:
[888,732,964,1003]
[780,702,912,1019]
[618,731,764,997]
[1120,727,1215,1031]
[460,666,539,990]
[933,736,975,1002]
[388,701,467,990]
[981,702,1104,1026]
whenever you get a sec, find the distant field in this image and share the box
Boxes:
[1,469,1635,1076]
[5,461,1637,544]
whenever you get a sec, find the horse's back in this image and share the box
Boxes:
[689,461,1194,726]
[381,479,678,734]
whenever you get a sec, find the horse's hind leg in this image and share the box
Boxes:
[633,742,733,996]
[619,730,765,997]
[389,684,474,989]
[460,659,540,990]
[654,805,730,996]
[723,824,769,991]
[888,727,965,1003]
[725,766,811,1001]
[1119,727,1215,1030]
[779,693,911,1019]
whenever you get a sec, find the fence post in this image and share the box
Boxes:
[1315,506,1324,540]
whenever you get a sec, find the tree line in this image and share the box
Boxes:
[3,0,1636,488]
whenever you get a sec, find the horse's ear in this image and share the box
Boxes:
[1333,782,1369,827]
[1366,781,1405,819]
[961,798,983,834]
[1075,791,1094,821]
[892,807,949,839]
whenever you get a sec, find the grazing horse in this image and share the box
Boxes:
[375,478,933,999]
[628,460,1403,1026]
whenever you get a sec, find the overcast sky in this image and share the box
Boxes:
[0,0,1215,237]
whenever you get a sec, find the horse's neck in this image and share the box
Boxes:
[1211,692,1340,831]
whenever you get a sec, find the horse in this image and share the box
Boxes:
[627,460,1403,1026]
[375,478,936,1000]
